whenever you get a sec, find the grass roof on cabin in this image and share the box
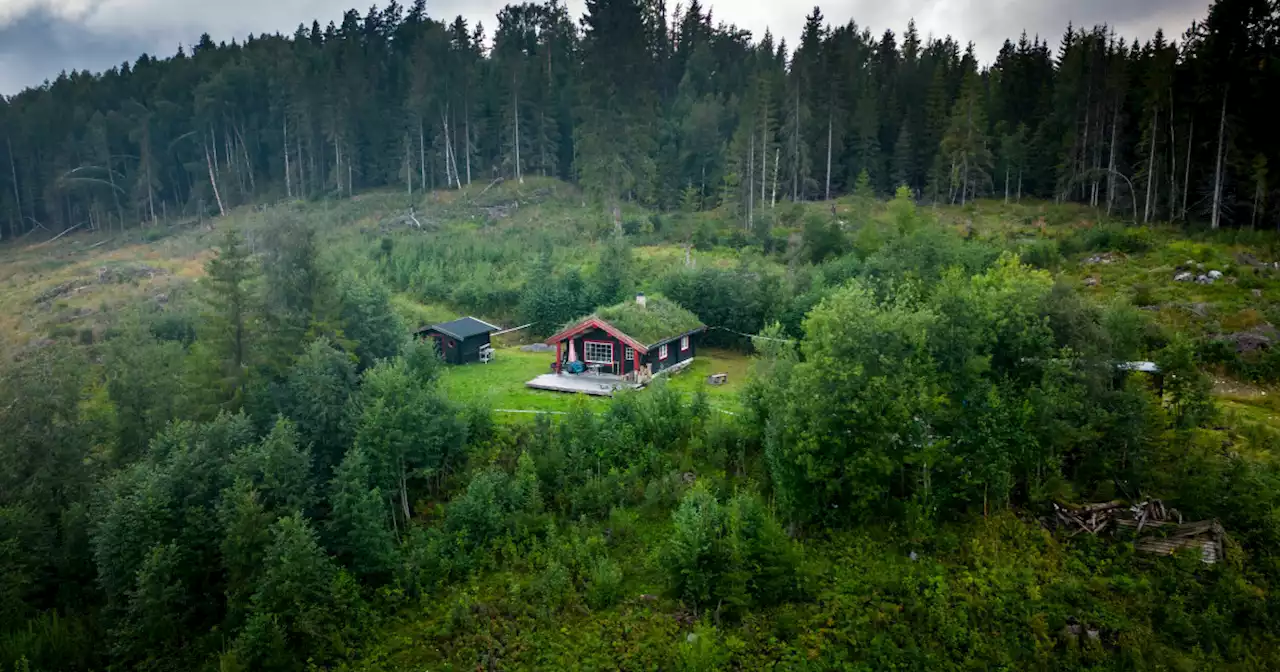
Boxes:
[568,294,705,348]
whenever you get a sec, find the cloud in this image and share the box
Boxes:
[1,0,1211,95]
[0,5,144,93]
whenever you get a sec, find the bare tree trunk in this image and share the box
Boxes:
[398,460,411,523]
[513,86,523,183]
[105,152,123,230]
[443,106,461,189]
[1005,166,1010,204]
[442,110,453,187]
[295,130,304,199]
[760,121,767,207]
[825,112,833,201]
[347,163,353,197]
[1144,106,1158,223]
[464,102,473,186]
[792,87,800,201]
[747,132,755,229]
[334,136,342,193]
[6,136,20,234]
[145,148,156,223]
[406,133,413,198]
[283,117,292,199]
[1107,106,1119,215]
[771,148,780,208]
[212,131,221,178]
[299,135,308,199]
[224,129,233,174]
[235,124,255,194]
[419,121,427,189]
[1082,83,1092,202]
[963,97,972,205]
[1212,89,1228,230]
[1253,175,1262,229]
[205,142,226,217]
[1183,120,1193,221]
[1017,170,1023,203]
[1168,90,1178,220]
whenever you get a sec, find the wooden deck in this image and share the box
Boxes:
[525,373,641,397]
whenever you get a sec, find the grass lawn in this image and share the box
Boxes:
[437,346,751,417]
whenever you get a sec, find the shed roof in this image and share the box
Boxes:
[548,295,705,351]
[422,316,501,340]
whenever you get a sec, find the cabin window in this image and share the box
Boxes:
[584,341,614,364]
[681,335,690,351]
[659,344,668,360]
[625,346,635,361]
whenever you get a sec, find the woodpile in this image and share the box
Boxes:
[1116,519,1225,564]
[1046,499,1225,564]
[1049,500,1126,536]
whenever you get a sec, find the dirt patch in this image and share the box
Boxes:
[1217,324,1280,354]
[1222,308,1268,332]
[32,279,93,305]
[1084,252,1123,265]
[97,264,168,284]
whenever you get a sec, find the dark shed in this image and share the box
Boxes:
[415,317,501,365]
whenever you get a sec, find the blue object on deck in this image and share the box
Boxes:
[567,361,585,374]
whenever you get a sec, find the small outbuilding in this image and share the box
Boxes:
[414,316,501,365]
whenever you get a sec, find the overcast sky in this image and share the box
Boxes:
[0,0,1210,95]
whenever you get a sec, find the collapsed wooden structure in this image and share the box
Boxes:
[1047,499,1225,564]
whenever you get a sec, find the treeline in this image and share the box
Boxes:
[1,0,1277,239]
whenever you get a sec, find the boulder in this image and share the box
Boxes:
[1208,270,1224,280]
[1174,272,1194,282]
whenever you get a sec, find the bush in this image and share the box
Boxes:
[1130,282,1157,307]
[446,469,518,550]
[1018,239,1061,270]
[659,485,800,615]
[533,560,576,611]
[149,312,197,345]
[1071,225,1154,255]
[585,557,624,610]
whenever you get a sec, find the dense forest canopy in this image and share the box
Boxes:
[1,0,1278,240]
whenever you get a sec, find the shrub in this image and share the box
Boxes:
[446,469,517,550]
[659,484,800,615]
[1018,239,1061,270]
[585,557,624,610]
[1072,225,1153,255]
[1131,282,1157,307]
[149,312,197,345]
[533,560,575,610]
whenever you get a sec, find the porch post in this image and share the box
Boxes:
[633,348,640,381]
[556,341,562,374]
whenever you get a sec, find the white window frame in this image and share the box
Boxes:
[680,335,690,352]
[659,344,669,360]
[583,340,614,365]
[625,346,635,361]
